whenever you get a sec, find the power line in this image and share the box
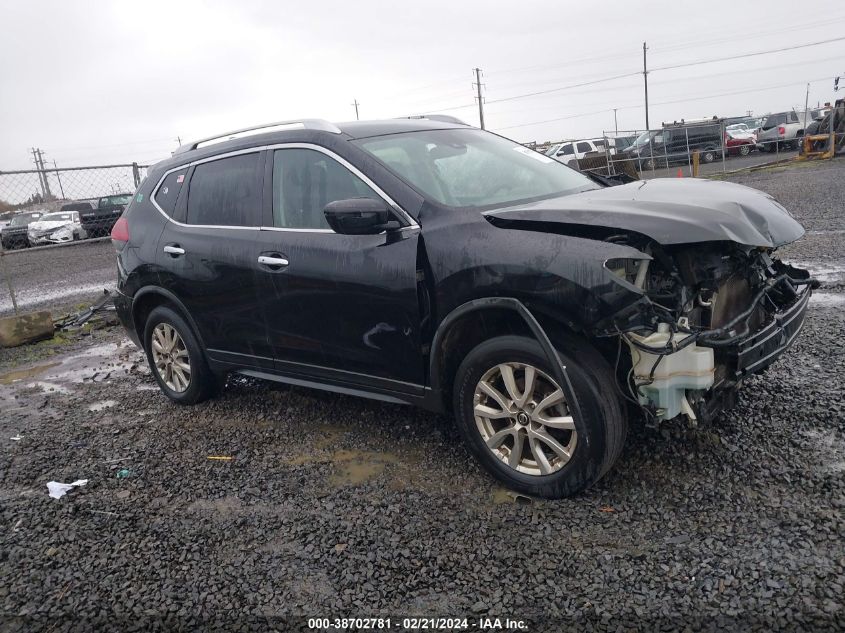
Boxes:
[651,36,845,72]
[495,76,833,132]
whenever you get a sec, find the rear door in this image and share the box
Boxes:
[258,145,424,391]
[156,150,275,365]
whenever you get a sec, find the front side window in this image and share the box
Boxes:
[559,144,574,155]
[272,148,379,229]
[155,168,188,216]
[186,153,260,226]
[356,128,598,209]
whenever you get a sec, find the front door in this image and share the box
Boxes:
[258,146,424,391]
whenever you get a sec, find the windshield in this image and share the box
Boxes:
[10,214,40,226]
[100,194,132,206]
[355,128,598,208]
[631,131,655,147]
[40,212,74,222]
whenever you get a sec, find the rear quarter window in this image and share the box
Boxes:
[154,168,188,216]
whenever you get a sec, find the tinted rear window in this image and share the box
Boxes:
[155,168,188,216]
[186,153,260,227]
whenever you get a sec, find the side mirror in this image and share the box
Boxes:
[323,198,398,235]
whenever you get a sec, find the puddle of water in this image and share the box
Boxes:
[0,340,143,396]
[329,449,399,486]
[810,292,845,307]
[88,399,117,412]
[790,261,845,283]
[801,429,845,474]
[26,381,71,395]
[285,446,400,487]
[0,362,59,385]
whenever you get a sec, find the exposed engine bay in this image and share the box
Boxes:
[601,237,816,424]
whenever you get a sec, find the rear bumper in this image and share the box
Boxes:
[114,289,140,347]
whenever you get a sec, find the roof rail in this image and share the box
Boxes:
[400,114,470,126]
[173,119,342,155]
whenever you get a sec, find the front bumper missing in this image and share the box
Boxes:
[706,283,811,379]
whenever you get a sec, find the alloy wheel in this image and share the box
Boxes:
[151,323,191,392]
[473,362,577,476]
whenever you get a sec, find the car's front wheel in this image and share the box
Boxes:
[453,335,626,498]
[144,305,218,405]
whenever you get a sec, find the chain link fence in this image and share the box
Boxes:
[533,115,820,179]
[0,163,149,245]
[0,163,150,316]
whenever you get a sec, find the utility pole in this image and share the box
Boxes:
[31,148,48,200]
[175,136,182,146]
[351,99,360,121]
[52,160,66,199]
[613,108,618,135]
[803,83,810,132]
[473,68,485,130]
[37,149,53,200]
[642,42,650,130]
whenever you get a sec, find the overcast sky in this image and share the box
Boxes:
[1,0,844,170]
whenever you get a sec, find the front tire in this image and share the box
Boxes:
[453,335,627,498]
[144,305,218,405]
[701,147,717,163]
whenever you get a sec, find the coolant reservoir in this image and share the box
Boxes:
[629,323,715,420]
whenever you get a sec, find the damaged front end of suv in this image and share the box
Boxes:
[601,239,814,423]
[488,178,816,426]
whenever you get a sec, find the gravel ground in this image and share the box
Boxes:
[1,161,843,632]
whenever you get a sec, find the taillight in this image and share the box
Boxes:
[111,217,129,248]
[778,126,785,136]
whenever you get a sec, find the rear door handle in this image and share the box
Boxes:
[163,244,185,256]
[258,255,289,267]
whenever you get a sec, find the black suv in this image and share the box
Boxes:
[624,120,724,170]
[113,117,813,498]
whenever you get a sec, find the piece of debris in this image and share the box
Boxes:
[599,506,616,513]
[46,479,88,499]
[53,290,115,331]
[334,543,348,553]
[12,519,23,532]
[116,469,131,479]
[116,490,131,500]
[207,456,233,461]
[0,311,54,348]
[10,434,22,441]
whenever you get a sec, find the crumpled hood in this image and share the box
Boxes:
[485,178,805,247]
[29,220,74,232]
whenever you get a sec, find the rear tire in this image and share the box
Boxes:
[701,147,716,163]
[453,335,627,498]
[143,305,218,405]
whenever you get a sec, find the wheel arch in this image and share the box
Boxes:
[132,287,207,351]
[428,297,583,422]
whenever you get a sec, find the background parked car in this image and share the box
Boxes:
[546,139,604,166]
[1,211,43,249]
[756,110,818,152]
[27,210,87,246]
[623,119,724,170]
[725,126,756,156]
[80,193,132,237]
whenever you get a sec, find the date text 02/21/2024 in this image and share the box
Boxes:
[306,617,529,630]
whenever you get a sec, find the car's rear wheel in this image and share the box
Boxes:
[144,305,218,405]
[453,335,626,498]
[701,147,717,163]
